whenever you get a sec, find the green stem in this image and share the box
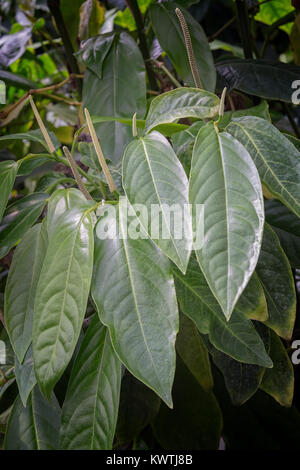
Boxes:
[260,10,296,58]
[235,0,253,59]
[151,59,182,88]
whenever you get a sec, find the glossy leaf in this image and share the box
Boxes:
[217,59,300,102]
[116,370,161,445]
[227,117,300,218]
[17,154,54,177]
[4,386,61,450]
[189,122,264,318]
[150,2,216,91]
[80,32,146,164]
[217,101,271,128]
[145,88,220,134]
[0,193,48,259]
[265,198,300,268]
[91,201,178,406]
[60,316,121,450]
[33,189,94,397]
[123,131,192,273]
[152,356,222,450]
[256,224,296,340]
[5,222,48,363]
[173,256,272,367]
[176,314,213,391]
[0,160,18,222]
[14,345,36,407]
[0,129,59,150]
[260,331,294,407]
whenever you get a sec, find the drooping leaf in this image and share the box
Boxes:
[0,160,18,223]
[116,370,161,445]
[5,222,48,363]
[145,88,220,134]
[0,193,48,259]
[260,330,294,407]
[255,224,296,340]
[80,32,147,164]
[33,189,94,398]
[227,117,300,218]
[152,356,222,450]
[203,323,270,406]
[265,198,300,268]
[91,201,178,406]
[173,255,272,367]
[123,131,192,273]
[4,386,61,450]
[217,59,300,102]
[150,2,216,91]
[189,122,264,318]
[0,129,59,150]
[176,314,213,391]
[235,272,268,322]
[14,345,37,407]
[60,316,121,450]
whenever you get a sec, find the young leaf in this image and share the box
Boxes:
[260,331,294,407]
[150,2,216,91]
[173,255,272,368]
[227,116,300,218]
[91,201,178,407]
[152,356,222,450]
[0,193,48,259]
[5,222,48,363]
[60,316,121,450]
[4,386,61,450]
[145,88,220,134]
[256,224,296,340]
[116,370,161,445]
[265,198,300,268]
[33,189,94,398]
[176,314,213,391]
[189,122,264,319]
[14,345,37,407]
[123,131,192,273]
[0,160,18,223]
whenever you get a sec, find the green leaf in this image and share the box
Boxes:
[204,323,270,406]
[145,88,220,134]
[256,224,296,340]
[152,356,222,450]
[33,189,94,398]
[171,121,205,176]
[0,70,38,90]
[260,331,294,407]
[189,122,264,318]
[0,160,18,222]
[0,193,48,259]
[91,201,178,407]
[227,117,300,218]
[17,154,54,177]
[235,272,268,322]
[150,2,216,91]
[217,101,271,128]
[265,198,300,268]
[60,0,85,49]
[255,0,294,34]
[4,222,48,363]
[60,316,121,450]
[4,386,61,450]
[217,59,300,102]
[123,131,192,273]
[80,32,146,164]
[176,314,213,391]
[116,370,161,445]
[0,129,59,150]
[15,345,37,407]
[285,133,300,152]
[173,255,272,367]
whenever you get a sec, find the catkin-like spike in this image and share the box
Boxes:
[28,95,56,154]
[175,8,203,89]
[84,108,117,193]
[63,146,93,200]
